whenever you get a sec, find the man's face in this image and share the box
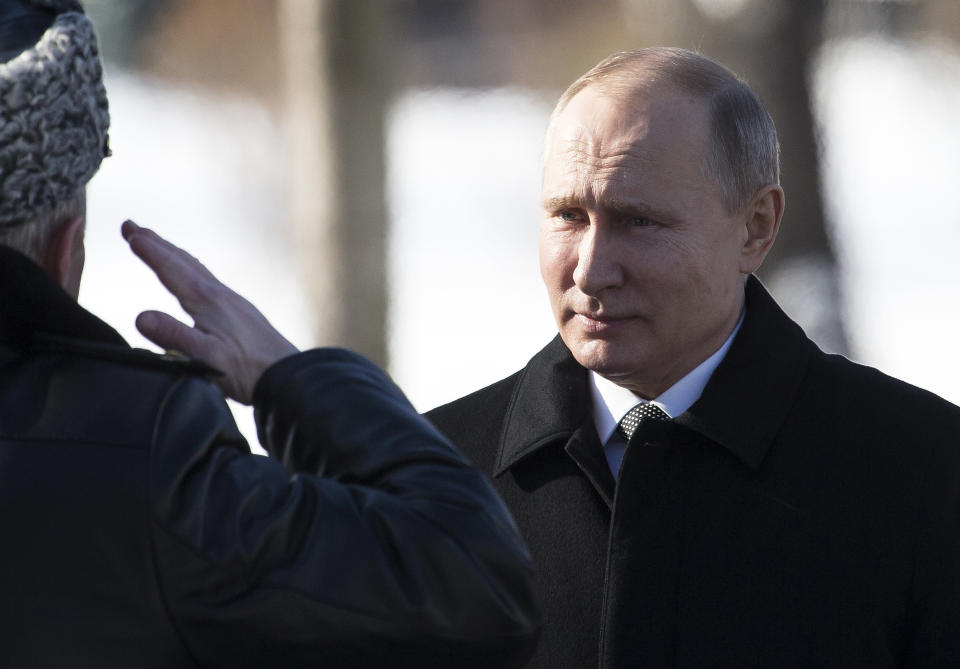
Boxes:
[539,85,751,398]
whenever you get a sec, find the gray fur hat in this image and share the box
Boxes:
[0,0,110,228]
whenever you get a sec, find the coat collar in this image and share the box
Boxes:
[0,245,126,350]
[674,275,812,469]
[495,276,813,475]
[494,334,590,476]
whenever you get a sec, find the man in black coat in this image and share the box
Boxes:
[427,47,960,668]
[0,1,538,666]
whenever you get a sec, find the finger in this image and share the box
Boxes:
[122,221,220,311]
[123,220,205,270]
[120,219,138,240]
[126,224,217,292]
[136,310,217,363]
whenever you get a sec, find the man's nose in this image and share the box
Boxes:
[572,223,623,296]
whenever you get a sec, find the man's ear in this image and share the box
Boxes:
[739,184,784,274]
[42,216,85,298]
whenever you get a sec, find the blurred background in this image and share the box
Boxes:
[79,0,960,447]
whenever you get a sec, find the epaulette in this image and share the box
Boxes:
[29,332,224,379]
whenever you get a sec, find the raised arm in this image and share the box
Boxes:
[123,222,539,667]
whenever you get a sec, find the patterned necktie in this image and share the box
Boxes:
[617,402,671,440]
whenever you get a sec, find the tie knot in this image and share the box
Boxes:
[617,403,670,440]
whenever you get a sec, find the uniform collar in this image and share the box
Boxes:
[495,275,812,475]
[0,245,125,349]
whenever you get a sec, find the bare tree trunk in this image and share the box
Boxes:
[278,0,392,365]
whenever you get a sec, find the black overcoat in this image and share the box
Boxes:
[427,276,960,668]
[0,247,539,667]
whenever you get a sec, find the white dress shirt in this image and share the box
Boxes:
[590,310,745,476]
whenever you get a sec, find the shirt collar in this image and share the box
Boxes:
[590,308,745,444]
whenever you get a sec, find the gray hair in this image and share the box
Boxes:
[550,47,780,214]
[0,187,85,262]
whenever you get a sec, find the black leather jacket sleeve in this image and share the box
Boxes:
[148,348,539,668]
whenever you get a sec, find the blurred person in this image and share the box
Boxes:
[0,1,538,666]
[426,47,960,668]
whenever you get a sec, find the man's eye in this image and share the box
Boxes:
[558,211,580,222]
[629,216,654,227]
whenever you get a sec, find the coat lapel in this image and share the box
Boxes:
[495,335,616,505]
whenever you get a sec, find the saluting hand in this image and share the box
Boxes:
[121,220,298,404]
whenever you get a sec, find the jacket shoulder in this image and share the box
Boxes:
[31,333,222,378]
[426,370,523,469]
[3,335,229,449]
[427,370,522,431]
[814,349,960,427]
[802,349,960,485]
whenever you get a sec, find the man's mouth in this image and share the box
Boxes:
[574,313,632,334]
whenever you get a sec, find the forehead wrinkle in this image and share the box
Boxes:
[548,139,660,202]
[543,88,724,225]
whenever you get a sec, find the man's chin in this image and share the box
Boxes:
[567,337,637,377]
